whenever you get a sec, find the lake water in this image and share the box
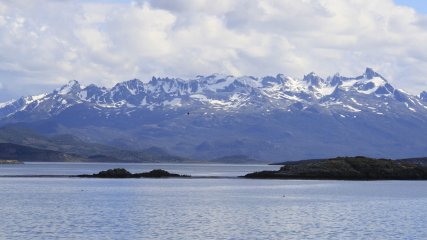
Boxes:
[0,163,426,239]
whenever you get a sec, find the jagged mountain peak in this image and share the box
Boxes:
[149,76,183,85]
[362,67,384,80]
[56,80,82,95]
[205,73,233,79]
[113,79,144,90]
[420,91,427,101]
[328,73,349,86]
[305,72,318,77]
[123,78,143,84]
[303,72,325,87]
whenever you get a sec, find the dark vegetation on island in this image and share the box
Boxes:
[77,168,190,178]
[244,156,427,180]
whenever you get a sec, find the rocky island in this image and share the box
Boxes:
[244,156,427,180]
[78,168,190,178]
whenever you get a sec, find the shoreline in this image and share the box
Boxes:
[0,174,426,181]
[0,174,238,179]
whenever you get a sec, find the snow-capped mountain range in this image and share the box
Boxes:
[1,68,427,162]
[1,68,426,120]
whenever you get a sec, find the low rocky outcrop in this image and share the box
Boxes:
[0,159,23,164]
[78,168,189,178]
[244,156,427,180]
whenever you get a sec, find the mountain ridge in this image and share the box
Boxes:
[1,68,427,162]
[1,68,426,120]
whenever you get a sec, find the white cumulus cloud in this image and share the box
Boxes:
[0,0,426,99]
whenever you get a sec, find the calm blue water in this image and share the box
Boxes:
[0,163,426,239]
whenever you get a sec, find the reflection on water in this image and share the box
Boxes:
[0,163,426,239]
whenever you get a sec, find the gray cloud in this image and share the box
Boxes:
[0,0,426,100]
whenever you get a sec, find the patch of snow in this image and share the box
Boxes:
[0,99,16,108]
[163,98,182,107]
[236,76,262,88]
[404,102,416,112]
[358,77,387,94]
[128,86,136,95]
[98,103,119,108]
[204,76,235,91]
[141,97,147,106]
[282,77,307,93]
[407,98,416,105]
[208,99,230,106]
[343,104,362,112]
[78,90,88,100]
[283,94,302,101]
[316,85,336,96]
[350,98,363,106]
[340,80,358,90]
[31,93,48,101]
[190,94,208,101]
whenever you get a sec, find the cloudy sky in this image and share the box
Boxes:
[0,0,426,101]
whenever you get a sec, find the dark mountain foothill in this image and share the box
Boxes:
[0,143,87,162]
[0,126,195,163]
[210,155,262,164]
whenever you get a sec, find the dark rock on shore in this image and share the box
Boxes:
[244,156,427,180]
[0,159,23,164]
[78,168,189,178]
